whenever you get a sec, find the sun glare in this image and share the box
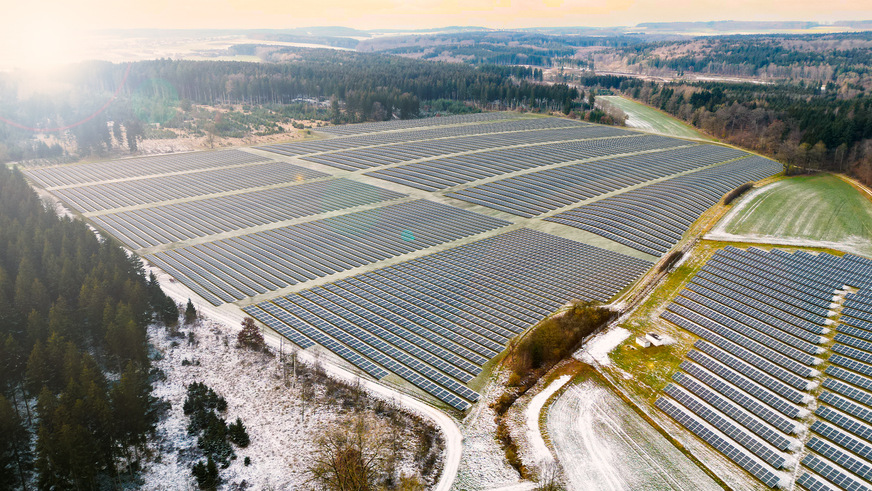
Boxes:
[0,19,87,71]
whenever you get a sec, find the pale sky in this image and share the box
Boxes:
[1,0,870,70]
[5,0,872,32]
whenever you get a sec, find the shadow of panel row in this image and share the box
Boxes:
[300,125,629,171]
[546,157,783,256]
[447,144,749,218]
[366,133,687,191]
[93,178,407,248]
[53,160,330,213]
[22,149,271,188]
[261,116,587,157]
[244,228,652,410]
[145,199,511,305]
[657,248,872,489]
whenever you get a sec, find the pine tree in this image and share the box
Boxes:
[0,395,30,489]
[162,296,180,327]
[228,417,250,448]
[184,298,197,325]
[192,455,219,490]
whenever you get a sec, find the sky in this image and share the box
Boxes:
[4,0,872,32]
[1,0,870,69]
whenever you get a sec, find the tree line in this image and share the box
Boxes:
[575,74,872,184]
[0,49,582,162]
[0,165,178,489]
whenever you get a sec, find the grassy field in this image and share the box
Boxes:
[599,96,711,140]
[723,174,872,252]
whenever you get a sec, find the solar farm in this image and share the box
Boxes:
[23,112,784,412]
[655,246,872,489]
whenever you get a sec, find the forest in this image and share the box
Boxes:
[613,32,872,84]
[0,165,178,489]
[0,49,580,163]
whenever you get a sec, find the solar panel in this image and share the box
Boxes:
[802,454,872,491]
[656,397,783,487]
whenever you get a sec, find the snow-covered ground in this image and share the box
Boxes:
[454,371,525,491]
[575,327,631,366]
[546,376,721,491]
[523,375,572,465]
[142,318,443,489]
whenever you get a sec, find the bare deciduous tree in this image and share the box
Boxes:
[309,415,389,491]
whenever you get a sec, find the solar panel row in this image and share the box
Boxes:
[546,157,782,255]
[450,144,749,218]
[147,199,511,304]
[93,178,407,248]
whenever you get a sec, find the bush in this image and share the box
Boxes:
[183,382,227,417]
[509,301,612,379]
[723,182,753,205]
[659,251,683,273]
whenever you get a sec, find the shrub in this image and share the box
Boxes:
[659,251,683,272]
[509,301,612,380]
[723,182,753,205]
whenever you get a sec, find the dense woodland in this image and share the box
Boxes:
[612,32,872,86]
[0,50,580,162]
[0,165,178,489]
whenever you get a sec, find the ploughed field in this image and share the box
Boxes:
[25,112,781,410]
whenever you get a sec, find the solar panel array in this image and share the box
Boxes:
[657,247,872,489]
[52,160,330,212]
[92,179,407,248]
[365,133,688,191]
[24,114,787,415]
[315,111,518,136]
[23,149,272,188]
[262,116,590,157]
[146,200,512,305]
[546,157,784,256]
[245,228,652,410]
[447,145,751,218]
[300,126,629,171]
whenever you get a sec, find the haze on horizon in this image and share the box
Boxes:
[2,0,871,71]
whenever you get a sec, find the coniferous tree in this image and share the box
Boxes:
[0,395,30,489]
[184,298,197,325]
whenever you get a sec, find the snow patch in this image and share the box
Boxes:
[575,327,631,366]
[524,375,573,465]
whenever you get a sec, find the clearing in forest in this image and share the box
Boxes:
[599,96,711,140]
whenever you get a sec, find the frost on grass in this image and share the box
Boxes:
[141,318,444,490]
[454,370,524,491]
